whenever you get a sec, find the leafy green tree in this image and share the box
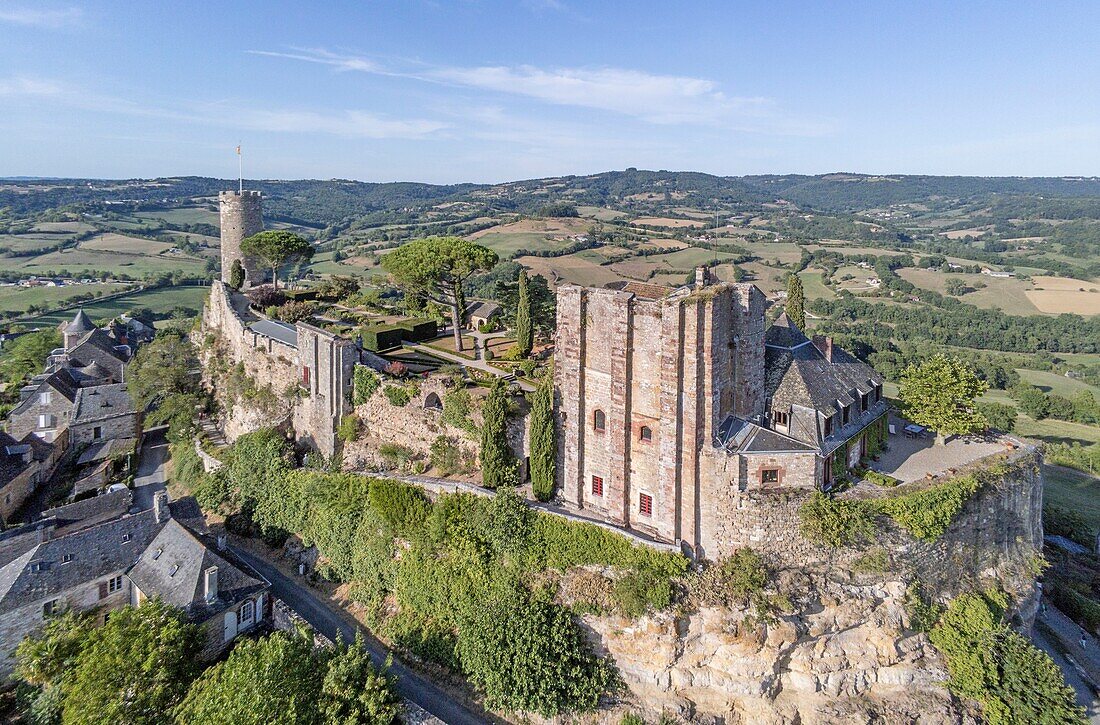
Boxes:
[240,230,314,290]
[127,331,202,440]
[944,277,968,296]
[899,354,988,442]
[529,375,555,501]
[229,259,245,290]
[175,630,324,725]
[319,633,400,725]
[479,380,515,489]
[976,402,1016,433]
[1013,385,1050,419]
[0,329,61,391]
[381,236,498,352]
[62,601,201,725]
[930,592,1083,725]
[514,269,533,357]
[457,585,615,717]
[785,273,805,330]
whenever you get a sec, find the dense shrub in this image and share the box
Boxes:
[456,585,616,717]
[383,385,412,407]
[367,478,432,534]
[429,435,466,476]
[798,491,876,547]
[352,365,380,404]
[247,285,285,308]
[442,387,476,432]
[479,380,516,489]
[877,473,982,541]
[977,401,1017,432]
[337,413,359,443]
[612,569,674,616]
[929,592,1082,724]
[269,299,315,323]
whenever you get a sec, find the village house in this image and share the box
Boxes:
[68,383,141,447]
[0,491,270,676]
[0,432,62,525]
[465,300,502,330]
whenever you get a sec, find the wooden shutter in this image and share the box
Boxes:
[98,582,108,599]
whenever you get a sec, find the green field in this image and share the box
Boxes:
[0,283,129,313]
[472,232,575,257]
[135,207,219,226]
[1016,416,1100,447]
[798,269,835,300]
[1044,464,1100,533]
[13,285,209,328]
[1017,369,1100,399]
[11,248,206,277]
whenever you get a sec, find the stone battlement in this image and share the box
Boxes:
[218,190,262,199]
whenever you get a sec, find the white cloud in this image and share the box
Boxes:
[0,76,448,140]
[0,77,64,96]
[249,48,831,135]
[0,6,81,28]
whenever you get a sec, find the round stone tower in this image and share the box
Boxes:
[219,190,264,287]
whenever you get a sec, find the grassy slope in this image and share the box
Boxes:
[1044,465,1100,533]
[12,285,209,327]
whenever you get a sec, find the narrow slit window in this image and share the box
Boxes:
[639,493,653,517]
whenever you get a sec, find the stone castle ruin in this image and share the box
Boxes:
[555,272,889,559]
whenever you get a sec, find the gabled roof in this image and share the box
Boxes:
[0,509,164,611]
[64,309,95,335]
[71,384,137,426]
[465,301,502,319]
[70,328,127,362]
[41,490,133,532]
[764,312,812,350]
[70,361,115,385]
[127,520,265,617]
[11,369,80,418]
[620,281,671,300]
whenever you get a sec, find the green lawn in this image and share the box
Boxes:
[12,285,209,328]
[1016,416,1100,447]
[135,207,219,226]
[1044,464,1100,534]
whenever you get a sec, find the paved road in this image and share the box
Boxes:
[229,545,492,725]
[133,433,168,510]
[1035,598,1100,722]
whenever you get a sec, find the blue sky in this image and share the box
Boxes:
[1,1,1098,183]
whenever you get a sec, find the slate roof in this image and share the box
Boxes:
[41,490,133,532]
[69,361,116,385]
[0,497,267,617]
[64,309,95,335]
[11,369,79,416]
[764,312,812,350]
[71,384,136,426]
[128,520,265,617]
[715,415,818,454]
[70,328,128,362]
[465,301,502,319]
[249,319,298,348]
[77,437,138,465]
[0,509,164,611]
[0,432,33,488]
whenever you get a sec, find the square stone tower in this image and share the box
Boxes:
[554,276,766,554]
[219,190,264,288]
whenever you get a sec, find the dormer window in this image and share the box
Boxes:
[593,409,606,432]
[823,415,834,437]
[842,405,850,425]
[860,392,870,412]
[874,384,883,402]
[773,410,789,428]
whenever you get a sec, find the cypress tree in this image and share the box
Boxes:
[229,259,245,290]
[515,269,533,357]
[786,273,806,330]
[480,380,515,489]
[529,375,555,501]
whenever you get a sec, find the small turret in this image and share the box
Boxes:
[63,309,95,350]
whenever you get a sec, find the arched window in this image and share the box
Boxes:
[593,409,606,432]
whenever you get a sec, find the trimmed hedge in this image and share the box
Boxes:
[396,318,437,342]
[361,325,405,352]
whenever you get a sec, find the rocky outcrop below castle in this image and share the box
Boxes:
[582,448,1042,723]
[589,580,962,723]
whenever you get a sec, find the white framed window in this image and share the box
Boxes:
[238,599,255,626]
[39,391,52,405]
[37,414,51,428]
[107,575,124,594]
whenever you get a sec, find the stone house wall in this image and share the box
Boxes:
[219,190,264,287]
[8,383,75,442]
[70,411,141,448]
[0,572,132,677]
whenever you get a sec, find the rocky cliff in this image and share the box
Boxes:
[581,449,1042,723]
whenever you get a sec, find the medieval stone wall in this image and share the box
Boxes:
[200,282,355,457]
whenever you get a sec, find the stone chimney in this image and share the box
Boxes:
[812,335,834,362]
[203,565,218,603]
[36,523,54,544]
[695,266,710,288]
[153,490,170,523]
